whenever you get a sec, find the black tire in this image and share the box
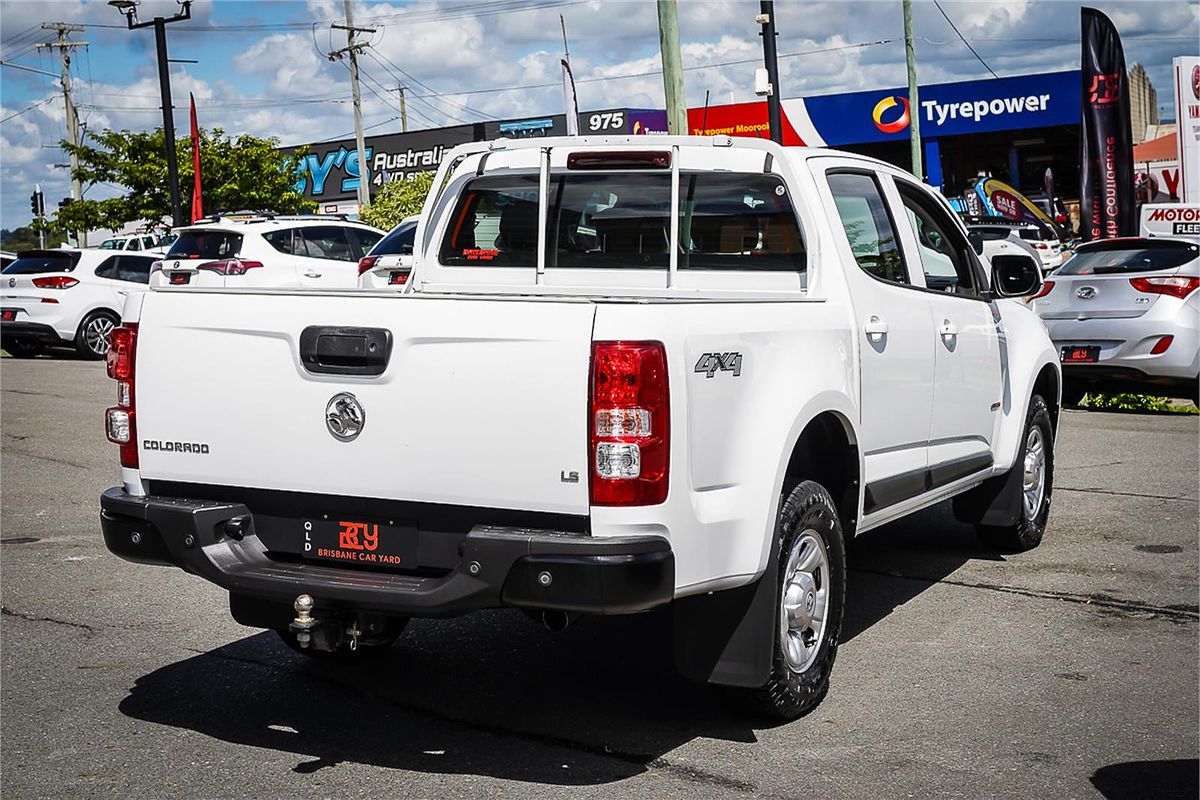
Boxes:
[1060,381,1086,408]
[276,617,408,658]
[3,339,44,358]
[977,394,1054,552]
[743,480,846,720]
[74,310,119,360]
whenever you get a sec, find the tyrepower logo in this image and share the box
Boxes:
[920,93,1051,126]
[872,96,910,133]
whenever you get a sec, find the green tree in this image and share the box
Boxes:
[0,226,43,252]
[52,127,314,233]
[359,172,435,230]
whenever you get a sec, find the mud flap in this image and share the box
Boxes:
[673,551,778,688]
[952,459,1022,527]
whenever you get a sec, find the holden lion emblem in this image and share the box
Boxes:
[325,392,365,442]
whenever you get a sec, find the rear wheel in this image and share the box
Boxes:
[741,480,846,720]
[3,339,44,358]
[977,394,1053,552]
[74,310,118,359]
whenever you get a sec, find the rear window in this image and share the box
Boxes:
[439,171,805,272]
[1060,241,1199,275]
[2,251,81,274]
[969,226,1014,241]
[371,221,417,256]
[166,231,242,260]
[1018,228,1054,241]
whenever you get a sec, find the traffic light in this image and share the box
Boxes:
[30,190,44,217]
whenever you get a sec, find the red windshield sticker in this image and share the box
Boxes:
[463,248,499,261]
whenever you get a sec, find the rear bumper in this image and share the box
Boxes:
[99,486,673,618]
[0,321,67,344]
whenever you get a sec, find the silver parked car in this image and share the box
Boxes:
[1032,237,1199,405]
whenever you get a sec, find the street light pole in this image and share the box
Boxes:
[757,1,783,144]
[110,0,191,227]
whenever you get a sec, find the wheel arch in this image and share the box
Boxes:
[779,406,862,540]
[1033,361,1061,434]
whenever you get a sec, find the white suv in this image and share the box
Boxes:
[1,248,158,358]
[154,216,385,289]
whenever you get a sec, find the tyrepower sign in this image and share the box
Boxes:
[687,70,1079,147]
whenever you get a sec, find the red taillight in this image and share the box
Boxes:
[1031,242,1049,250]
[197,258,264,276]
[358,256,379,275]
[149,260,164,275]
[105,323,138,468]
[1150,335,1174,355]
[589,341,669,506]
[1030,280,1055,301]
[1130,276,1200,300]
[32,275,78,289]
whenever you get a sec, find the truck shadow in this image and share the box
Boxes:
[118,500,999,786]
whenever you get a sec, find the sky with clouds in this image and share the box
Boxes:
[1,0,1197,230]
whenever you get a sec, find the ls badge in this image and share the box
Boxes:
[326,392,365,442]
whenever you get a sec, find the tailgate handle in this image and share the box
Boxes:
[299,326,392,376]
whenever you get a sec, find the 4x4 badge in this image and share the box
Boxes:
[326,392,365,442]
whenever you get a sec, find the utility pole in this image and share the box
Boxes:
[756,2,783,144]
[330,0,376,208]
[902,0,923,178]
[109,0,192,228]
[398,86,408,132]
[656,0,687,135]
[37,23,86,247]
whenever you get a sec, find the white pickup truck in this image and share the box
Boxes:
[99,136,1060,719]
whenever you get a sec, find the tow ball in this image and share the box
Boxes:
[289,594,318,649]
[288,594,364,652]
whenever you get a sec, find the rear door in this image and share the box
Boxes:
[295,226,360,288]
[822,165,935,511]
[134,292,597,515]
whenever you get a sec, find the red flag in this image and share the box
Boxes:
[189,93,204,223]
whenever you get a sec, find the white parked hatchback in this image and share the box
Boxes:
[1,248,159,358]
[154,215,384,289]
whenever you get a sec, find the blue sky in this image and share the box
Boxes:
[2,0,1197,231]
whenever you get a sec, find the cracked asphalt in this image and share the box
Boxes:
[2,357,1197,799]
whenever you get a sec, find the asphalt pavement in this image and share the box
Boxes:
[1,357,1197,799]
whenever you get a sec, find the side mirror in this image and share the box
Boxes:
[991,254,1043,298]
[967,231,984,256]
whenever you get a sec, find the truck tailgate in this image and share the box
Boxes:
[134,292,596,515]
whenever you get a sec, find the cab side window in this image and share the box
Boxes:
[115,256,155,283]
[826,171,907,284]
[894,181,979,296]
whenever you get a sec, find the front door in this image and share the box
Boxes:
[822,165,935,514]
[891,177,1003,482]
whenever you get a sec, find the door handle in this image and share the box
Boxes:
[940,319,958,337]
[303,271,322,278]
[864,316,889,340]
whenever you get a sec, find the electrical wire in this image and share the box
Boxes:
[367,48,491,121]
[932,0,999,79]
[0,95,56,125]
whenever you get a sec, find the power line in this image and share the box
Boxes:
[368,48,491,120]
[0,95,56,124]
[932,0,998,79]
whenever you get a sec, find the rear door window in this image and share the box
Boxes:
[166,231,242,260]
[299,226,355,262]
[2,252,82,274]
[347,227,383,260]
[440,174,540,267]
[115,256,156,283]
[263,229,298,255]
[1059,241,1199,275]
[826,172,908,284]
[94,256,120,279]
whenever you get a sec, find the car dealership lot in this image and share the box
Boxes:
[1,358,1196,799]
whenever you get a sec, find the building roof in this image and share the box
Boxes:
[1133,132,1177,163]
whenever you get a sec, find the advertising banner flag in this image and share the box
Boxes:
[1173,56,1200,202]
[561,57,579,136]
[977,177,1057,230]
[189,93,203,224]
[1079,7,1136,240]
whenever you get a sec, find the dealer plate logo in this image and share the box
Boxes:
[326,392,365,442]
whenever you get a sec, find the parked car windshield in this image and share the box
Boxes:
[2,251,82,274]
[165,230,243,260]
[1059,240,1198,275]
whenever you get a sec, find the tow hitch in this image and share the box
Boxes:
[287,594,382,652]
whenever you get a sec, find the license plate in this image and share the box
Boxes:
[168,272,191,285]
[302,518,416,568]
[1,309,16,322]
[1061,345,1100,363]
